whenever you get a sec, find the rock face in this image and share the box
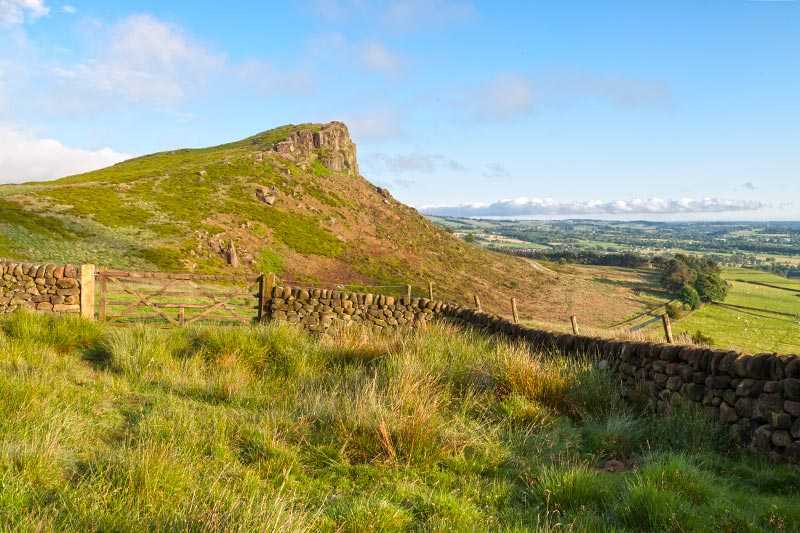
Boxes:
[272,121,359,176]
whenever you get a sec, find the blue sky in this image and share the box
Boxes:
[1,0,798,220]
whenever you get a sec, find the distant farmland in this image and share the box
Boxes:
[665,269,800,354]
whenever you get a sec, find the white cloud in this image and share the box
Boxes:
[482,163,509,179]
[540,72,672,109]
[367,152,465,174]
[382,0,475,31]
[0,125,131,183]
[422,197,768,217]
[235,59,314,96]
[0,0,48,25]
[360,42,405,75]
[345,109,403,141]
[466,71,671,122]
[61,4,75,14]
[476,74,535,120]
[52,14,224,106]
[309,0,474,31]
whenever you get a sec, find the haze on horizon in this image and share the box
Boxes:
[1,0,798,221]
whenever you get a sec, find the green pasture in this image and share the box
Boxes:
[668,269,800,354]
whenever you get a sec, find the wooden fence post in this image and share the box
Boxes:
[473,294,482,311]
[406,285,412,300]
[570,314,580,335]
[80,264,95,320]
[511,297,519,324]
[178,306,186,326]
[98,268,107,322]
[428,281,434,300]
[662,314,674,343]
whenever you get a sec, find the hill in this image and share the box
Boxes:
[1,122,553,317]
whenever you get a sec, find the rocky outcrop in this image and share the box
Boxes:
[273,121,359,176]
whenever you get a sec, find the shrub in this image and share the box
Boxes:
[665,301,686,320]
[691,330,715,346]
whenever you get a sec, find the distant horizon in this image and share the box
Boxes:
[424,215,800,224]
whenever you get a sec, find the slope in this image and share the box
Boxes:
[0,121,555,317]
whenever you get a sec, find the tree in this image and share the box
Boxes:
[661,258,695,291]
[695,272,728,302]
[679,284,701,310]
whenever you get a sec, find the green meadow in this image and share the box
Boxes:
[1,311,798,531]
[670,269,800,354]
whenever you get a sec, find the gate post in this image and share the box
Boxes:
[80,264,96,320]
[258,273,277,323]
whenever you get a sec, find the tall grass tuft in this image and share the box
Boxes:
[0,313,796,531]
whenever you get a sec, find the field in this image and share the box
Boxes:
[667,269,800,354]
[2,311,799,531]
[516,262,671,337]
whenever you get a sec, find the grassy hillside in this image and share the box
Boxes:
[668,269,800,354]
[0,122,560,318]
[1,311,798,531]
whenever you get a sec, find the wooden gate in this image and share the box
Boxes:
[96,269,261,326]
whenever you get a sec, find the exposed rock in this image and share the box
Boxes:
[255,185,277,205]
[227,240,239,268]
[272,122,359,176]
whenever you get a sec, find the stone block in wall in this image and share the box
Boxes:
[785,358,800,378]
[785,400,800,417]
[747,354,774,379]
[784,379,800,400]
[772,430,792,448]
[771,412,792,430]
[52,304,79,312]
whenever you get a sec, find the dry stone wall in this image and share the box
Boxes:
[442,306,800,464]
[0,261,82,314]
[264,284,447,331]
[263,287,800,463]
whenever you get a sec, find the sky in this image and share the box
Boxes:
[0,0,798,220]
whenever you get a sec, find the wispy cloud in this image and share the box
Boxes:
[0,0,49,26]
[309,0,475,31]
[422,197,767,217]
[465,71,671,121]
[743,181,757,190]
[382,0,475,31]
[51,14,224,106]
[234,59,314,96]
[475,73,535,120]
[0,125,132,183]
[359,41,406,75]
[482,163,510,180]
[367,152,465,174]
[345,109,403,141]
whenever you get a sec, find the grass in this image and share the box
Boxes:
[1,311,798,531]
[668,269,800,353]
